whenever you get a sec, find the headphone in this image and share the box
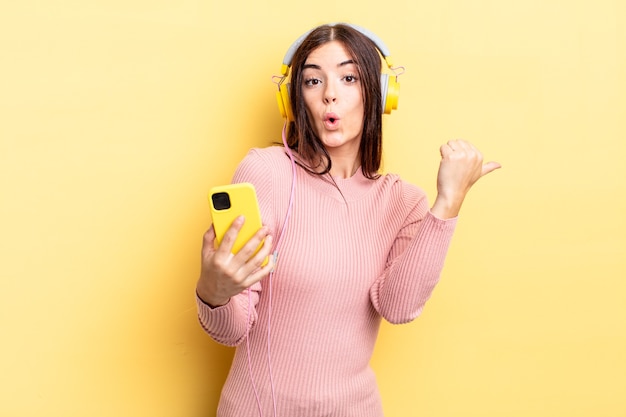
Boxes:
[276,23,401,121]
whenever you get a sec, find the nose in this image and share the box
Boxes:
[323,80,337,104]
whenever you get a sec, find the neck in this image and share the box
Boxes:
[329,153,360,179]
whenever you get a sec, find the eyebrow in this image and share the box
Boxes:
[303,59,356,70]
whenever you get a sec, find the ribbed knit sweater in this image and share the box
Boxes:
[197,146,457,417]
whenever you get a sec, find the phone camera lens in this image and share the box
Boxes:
[212,192,231,210]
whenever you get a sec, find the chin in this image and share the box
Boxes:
[320,137,347,149]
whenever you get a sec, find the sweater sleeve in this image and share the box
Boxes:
[196,149,278,346]
[369,186,457,324]
[196,284,261,346]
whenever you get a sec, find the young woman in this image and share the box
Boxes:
[196,23,500,417]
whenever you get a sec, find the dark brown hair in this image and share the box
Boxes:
[286,24,383,179]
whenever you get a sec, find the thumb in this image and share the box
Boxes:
[203,225,217,251]
[481,161,502,177]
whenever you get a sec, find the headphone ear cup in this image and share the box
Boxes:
[380,73,399,114]
[277,82,294,122]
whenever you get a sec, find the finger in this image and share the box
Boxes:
[203,225,215,243]
[440,143,455,158]
[442,139,475,157]
[449,139,474,149]
[216,216,245,255]
[481,161,502,177]
[240,243,276,288]
[202,225,217,253]
[240,262,273,290]
[240,234,274,278]
[447,139,460,150]
[452,140,482,158]
[455,138,477,148]
[232,225,270,264]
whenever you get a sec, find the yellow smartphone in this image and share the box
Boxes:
[208,182,267,265]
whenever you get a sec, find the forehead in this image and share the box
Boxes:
[304,41,354,66]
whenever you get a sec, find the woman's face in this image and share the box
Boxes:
[301,41,365,157]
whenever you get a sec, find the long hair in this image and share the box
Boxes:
[286,24,383,179]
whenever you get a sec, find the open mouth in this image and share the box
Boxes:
[324,113,340,127]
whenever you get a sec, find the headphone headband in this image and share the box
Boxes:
[281,23,393,76]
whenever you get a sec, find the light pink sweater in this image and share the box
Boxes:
[197,146,457,416]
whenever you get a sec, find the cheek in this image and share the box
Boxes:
[350,89,365,114]
[301,91,318,117]
[352,97,365,121]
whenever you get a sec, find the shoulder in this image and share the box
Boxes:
[376,172,428,206]
[246,146,291,164]
[237,146,291,173]
[233,146,292,180]
[369,172,430,223]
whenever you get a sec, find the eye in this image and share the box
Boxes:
[304,78,322,87]
[343,74,358,83]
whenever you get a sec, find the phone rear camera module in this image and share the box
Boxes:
[212,192,231,210]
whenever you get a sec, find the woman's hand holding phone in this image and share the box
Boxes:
[196,216,274,308]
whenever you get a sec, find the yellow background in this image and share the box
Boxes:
[1,0,624,416]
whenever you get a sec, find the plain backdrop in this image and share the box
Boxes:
[1,0,625,416]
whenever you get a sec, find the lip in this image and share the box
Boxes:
[323,112,340,129]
